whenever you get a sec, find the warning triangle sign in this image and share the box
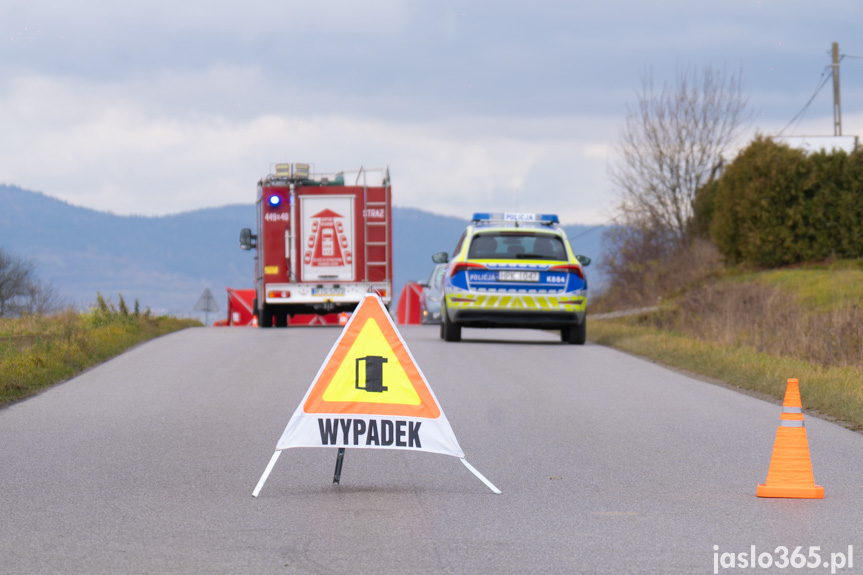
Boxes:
[252,294,502,496]
[302,294,440,418]
[274,294,461,457]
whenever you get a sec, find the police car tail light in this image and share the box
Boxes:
[450,262,486,277]
[550,264,584,280]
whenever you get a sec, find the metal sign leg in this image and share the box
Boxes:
[252,450,282,498]
[460,458,502,494]
[333,448,346,484]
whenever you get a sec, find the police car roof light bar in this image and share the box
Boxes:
[471,213,559,227]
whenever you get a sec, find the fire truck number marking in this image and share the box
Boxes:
[265,213,290,222]
[363,208,385,219]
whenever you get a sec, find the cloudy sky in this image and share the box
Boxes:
[3,1,862,224]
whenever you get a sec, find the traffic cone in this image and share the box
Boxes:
[338,312,349,326]
[757,378,824,499]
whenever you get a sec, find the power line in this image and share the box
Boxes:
[777,69,834,137]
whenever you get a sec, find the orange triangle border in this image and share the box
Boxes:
[302,296,442,418]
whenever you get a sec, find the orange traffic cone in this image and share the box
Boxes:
[338,312,349,326]
[757,378,824,499]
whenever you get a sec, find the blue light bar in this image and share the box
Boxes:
[268,195,282,208]
[471,212,559,225]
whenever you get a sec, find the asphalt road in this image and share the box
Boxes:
[2,325,862,574]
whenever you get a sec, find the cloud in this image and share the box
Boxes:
[4,68,858,226]
[3,1,861,228]
[0,72,618,223]
[12,0,855,121]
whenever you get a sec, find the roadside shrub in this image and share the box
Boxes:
[709,137,863,267]
[691,180,718,240]
[710,137,813,266]
[85,293,138,327]
[831,149,863,257]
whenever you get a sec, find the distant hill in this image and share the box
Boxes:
[0,185,607,318]
[0,185,252,314]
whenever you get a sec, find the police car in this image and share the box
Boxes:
[434,213,590,344]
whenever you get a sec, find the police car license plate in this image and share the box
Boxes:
[498,271,539,282]
[312,287,345,296]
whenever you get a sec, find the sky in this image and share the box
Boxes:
[2,0,862,225]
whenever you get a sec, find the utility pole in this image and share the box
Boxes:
[832,41,842,136]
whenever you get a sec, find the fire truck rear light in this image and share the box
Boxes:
[267,290,290,298]
[268,195,282,207]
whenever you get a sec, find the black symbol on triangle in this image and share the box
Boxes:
[355,356,388,393]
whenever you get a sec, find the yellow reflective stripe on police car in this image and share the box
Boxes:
[447,294,585,311]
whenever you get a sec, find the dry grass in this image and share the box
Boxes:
[668,283,863,367]
[590,318,863,430]
[731,259,863,311]
[0,302,199,408]
[589,225,863,428]
[592,238,723,312]
[590,264,863,430]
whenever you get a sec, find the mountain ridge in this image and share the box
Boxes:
[0,184,606,317]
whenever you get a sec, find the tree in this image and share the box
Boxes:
[0,247,65,317]
[22,278,65,316]
[610,65,750,245]
[0,248,34,317]
[707,137,863,267]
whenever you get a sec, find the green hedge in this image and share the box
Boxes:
[701,137,863,267]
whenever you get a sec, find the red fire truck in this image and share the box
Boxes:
[239,163,392,327]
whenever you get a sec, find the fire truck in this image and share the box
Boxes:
[239,163,392,327]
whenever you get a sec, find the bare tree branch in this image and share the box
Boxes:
[22,279,67,316]
[0,248,34,317]
[0,247,66,317]
[610,65,749,244]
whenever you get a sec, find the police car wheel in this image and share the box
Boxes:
[440,305,461,342]
[562,320,586,345]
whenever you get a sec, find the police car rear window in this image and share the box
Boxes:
[467,232,567,260]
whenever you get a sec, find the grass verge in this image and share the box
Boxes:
[1,304,200,408]
[589,317,863,432]
[728,258,863,311]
